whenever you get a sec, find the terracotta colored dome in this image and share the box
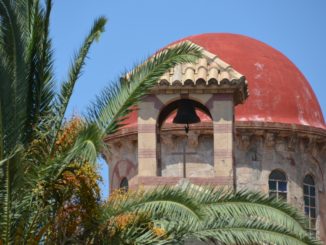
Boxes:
[179,33,325,129]
[122,33,325,130]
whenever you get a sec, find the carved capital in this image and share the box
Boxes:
[299,137,308,152]
[265,132,276,147]
[287,135,298,151]
[307,137,319,158]
[240,134,251,150]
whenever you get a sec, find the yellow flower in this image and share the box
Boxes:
[114,213,138,230]
[152,226,166,237]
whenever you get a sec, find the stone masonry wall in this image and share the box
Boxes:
[160,133,214,177]
[235,126,326,239]
[104,135,138,191]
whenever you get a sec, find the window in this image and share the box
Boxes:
[120,177,129,192]
[303,175,316,236]
[269,170,287,200]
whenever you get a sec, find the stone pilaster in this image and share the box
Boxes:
[137,97,160,176]
[209,94,234,185]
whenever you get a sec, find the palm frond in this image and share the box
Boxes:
[100,213,176,245]
[38,0,55,115]
[0,147,24,244]
[68,123,103,163]
[87,42,203,136]
[24,0,55,143]
[52,17,106,147]
[101,185,321,245]
[0,158,10,243]
[104,186,205,225]
[194,188,309,235]
[0,0,28,153]
[0,1,107,244]
[188,217,320,245]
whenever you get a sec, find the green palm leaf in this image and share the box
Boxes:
[52,17,106,148]
[0,1,107,243]
[25,0,55,143]
[87,42,203,136]
[0,0,28,153]
[1,1,321,244]
[189,217,321,245]
[189,188,309,236]
[99,185,320,245]
[104,186,204,223]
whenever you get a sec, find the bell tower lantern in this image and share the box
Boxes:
[105,42,248,190]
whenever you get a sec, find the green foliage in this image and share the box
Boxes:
[0,0,107,243]
[87,42,202,136]
[96,185,321,245]
[0,0,202,244]
[0,0,321,244]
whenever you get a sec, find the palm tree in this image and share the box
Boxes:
[0,0,202,243]
[0,0,321,244]
[94,185,320,245]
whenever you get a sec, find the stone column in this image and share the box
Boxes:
[209,94,234,186]
[137,99,160,177]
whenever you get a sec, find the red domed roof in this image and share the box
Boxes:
[120,33,325,131]
[182,33,325,129]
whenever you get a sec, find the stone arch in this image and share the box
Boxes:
[303,173,317,235]
[157,98,212,129]
[268,169,288,201]
[309,157,325,192]
[111,159,136,191]
[269,168,288,180]
[303,172,317,185]
[156,99,213,177]
[120,177,129,192]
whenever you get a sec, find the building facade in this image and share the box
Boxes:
[103,33,326,240]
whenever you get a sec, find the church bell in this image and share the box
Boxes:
[173,100,200,132]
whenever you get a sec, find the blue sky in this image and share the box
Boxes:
[50,0,326,198]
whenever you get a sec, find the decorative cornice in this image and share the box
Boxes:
[235,122,326,159]
[104,121,326,143]
[152,43,249,105]
[124,41,249,105]
[235,121,326,139]
[134,176,233,187]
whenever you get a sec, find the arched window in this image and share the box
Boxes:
[269,170,287,200]
[303,175,316,236]
[120,177,129,192]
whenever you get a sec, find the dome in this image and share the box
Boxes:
[120,33,325,131]
[180,33,325,129]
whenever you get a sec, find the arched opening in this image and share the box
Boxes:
[120,177,129,192]
[303,174,317,236]
[269,170,287,201]
[157,99,213,177]
[157,99,212,129]
[111,160,136,192]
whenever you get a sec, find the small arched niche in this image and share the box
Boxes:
[120,177,129,192]
[157,99,213,177]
